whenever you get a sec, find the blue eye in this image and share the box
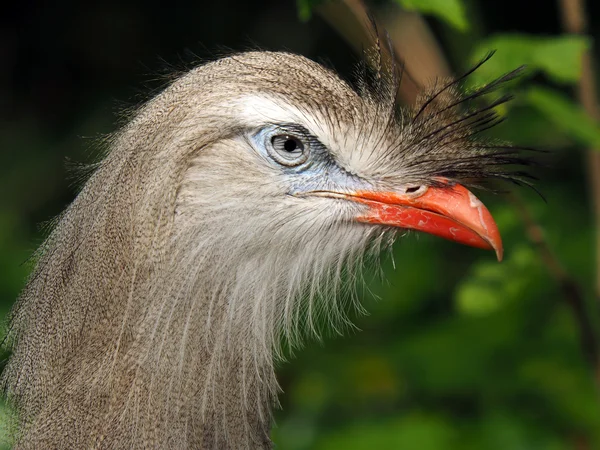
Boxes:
[252,124,313,168]
[268,134,308,166]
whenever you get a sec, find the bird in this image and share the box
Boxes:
[1,49,527,449]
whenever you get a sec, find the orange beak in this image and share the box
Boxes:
[350,183,503,261]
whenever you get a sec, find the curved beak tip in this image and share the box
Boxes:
[351,184,504,262]
[493,244,504,262]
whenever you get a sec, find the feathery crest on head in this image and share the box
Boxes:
[353,39,537,191]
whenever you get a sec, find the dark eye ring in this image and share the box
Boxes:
[268,134,309,166]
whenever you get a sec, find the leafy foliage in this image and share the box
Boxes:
[395,0,468,31]
[525,86,600,149]
[470,34,589,84]
[296,0,325,21]
[465,34,600,150]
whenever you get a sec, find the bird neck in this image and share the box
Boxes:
[4,164,279,449]
[10,276,278,449]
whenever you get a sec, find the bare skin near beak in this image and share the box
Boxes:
[349,183,503,261]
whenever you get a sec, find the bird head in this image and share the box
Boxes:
[142,51,528,340]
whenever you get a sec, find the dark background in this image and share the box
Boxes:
[2,0,600,448]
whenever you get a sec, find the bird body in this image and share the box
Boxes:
[2,51,520,448]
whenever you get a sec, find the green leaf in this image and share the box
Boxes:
[315,414,457,450]
[525,86,600,149]
[395,0,468,31]
[455,245,539,317]
[296,0,324,21]
[470,34,589,84]
[456,281,503,316]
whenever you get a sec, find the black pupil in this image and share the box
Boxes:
[283,138,298,152]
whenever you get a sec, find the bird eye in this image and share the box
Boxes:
[268,134,309,166]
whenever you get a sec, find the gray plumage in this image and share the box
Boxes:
[2,51,525,448]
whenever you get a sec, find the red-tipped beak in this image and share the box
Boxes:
[351,183,503,261]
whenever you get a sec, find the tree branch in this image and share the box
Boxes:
[557,0,600,300]
[509,193,600,378]
[316,0,449,105]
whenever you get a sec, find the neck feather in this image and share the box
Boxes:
[2,135,280,449]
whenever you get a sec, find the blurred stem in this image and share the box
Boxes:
[316,0,449,104]
[317,0,419,103]
[558,0,600,301]
[509,191,596,449]
[510,193,600,378]
[376,4,450,82]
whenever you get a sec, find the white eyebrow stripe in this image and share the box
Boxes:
[233,94,335,150]
[231,94,379,177]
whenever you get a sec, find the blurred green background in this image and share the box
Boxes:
[2,0,600,448]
